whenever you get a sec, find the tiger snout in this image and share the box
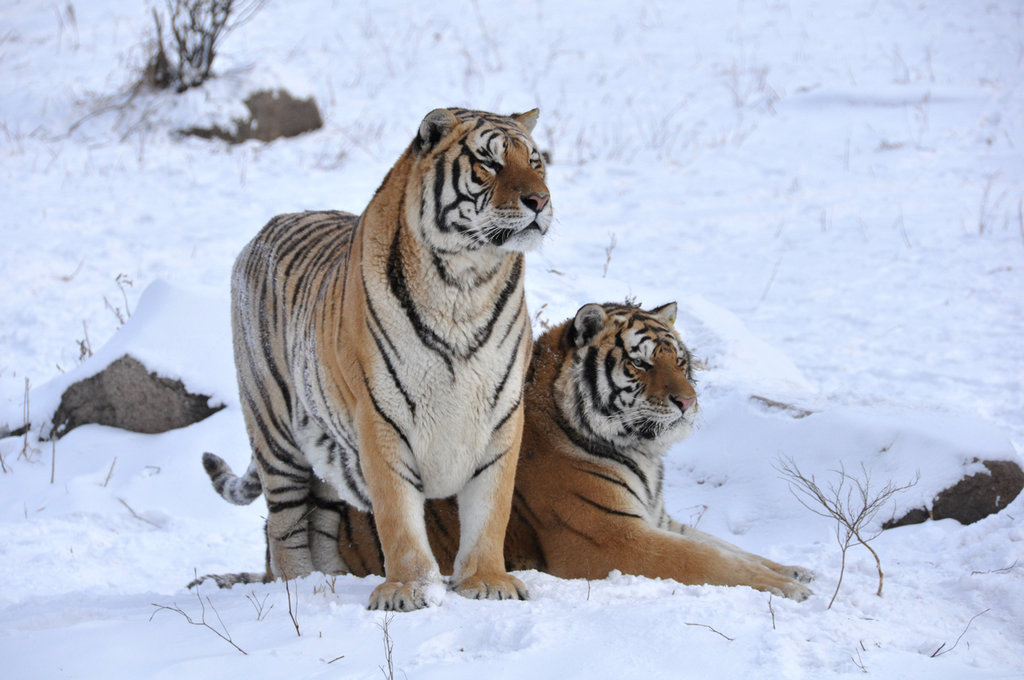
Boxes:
[521,192,550,214]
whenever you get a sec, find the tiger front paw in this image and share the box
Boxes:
[368,580,443,611]
[786,564,815,584]
[771,578,813,602]
[453,572,529,601]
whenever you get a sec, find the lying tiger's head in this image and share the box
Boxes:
[409,107,552,254]
[551,301,698,453]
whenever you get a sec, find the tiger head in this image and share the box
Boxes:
[409,107,552,254]
[548,301,698,454]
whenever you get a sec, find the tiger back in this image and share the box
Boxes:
[201,108,552,611]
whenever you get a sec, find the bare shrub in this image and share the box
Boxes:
[775,456,918,608]
[144,0,265,93]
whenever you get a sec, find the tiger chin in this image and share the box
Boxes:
[197,303,813,602]
[199,108,552,611]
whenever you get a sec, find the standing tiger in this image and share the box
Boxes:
[201,108,552,611]
[198,303,813,601]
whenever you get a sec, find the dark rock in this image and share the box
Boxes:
[179,89,323,144]
[50,354,223,438]
[884,459,1024,529]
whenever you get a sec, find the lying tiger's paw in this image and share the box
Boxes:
[453,572,529,601]
[772,579,814,602]
[776,563,815,584]
[367,580,442,612]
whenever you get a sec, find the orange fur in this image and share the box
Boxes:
[201,108,551,610]
[318,304,813,600]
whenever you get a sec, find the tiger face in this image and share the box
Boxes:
[557,302,698,451]
[410,108,552,254]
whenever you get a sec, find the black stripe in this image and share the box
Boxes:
[468,257,523,356]
[581,346,608,416]
[340,444,371,509]
[367,321,417,417]
[388,461,424,492]
[362,373,422,495]
[576,466,645,506]
[241,388,307,475]
[364,286,402,361]
[385,228,456,376]
[572,492,644,520]
[439,152,466,232]
[426,501,454,543]
[552,407,650,498]
[267,497,310,513]
[490,393,522,438]
[490,327,524,407]
[363,375,414,457]
[472,447,510,479]
[432,154,447,230]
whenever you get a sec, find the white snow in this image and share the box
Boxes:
[2,1,1022,678]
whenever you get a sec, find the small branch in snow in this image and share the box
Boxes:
[758,257,782,304]
[602,233,617,278]
[102,457,118,487]
[150,576,247,655]
[930,609,990,658]
[851,648,868,673]
[378,612,397,680]
[285,579,301,637]
[684,622,734,641]
[970,560,1018,576]
[117,497,160,527]
[245,589,273,621]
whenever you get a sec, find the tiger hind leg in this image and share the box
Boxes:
[307,481,353,575]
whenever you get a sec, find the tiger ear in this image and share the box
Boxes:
[418,109,457,151]
[568,303,607,347]
[648,302,678,326]
[512,108,540,133]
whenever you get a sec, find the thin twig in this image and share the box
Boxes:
[851,648,867,673]
[245,590,273,621]
[602,233,617,278]
[285,579,301,637]
[758,257,782,304]
[931,609,990,657]
[768,595,776,630]
[970,560,1018,576]
[118,497,160,527]
[684,622,734,641]
[103,457,118,487]
[150,578,247,655]
[379,612,397,680]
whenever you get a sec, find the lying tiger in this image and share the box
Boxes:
[197,302,813,601]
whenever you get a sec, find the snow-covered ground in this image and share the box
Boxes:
[1,1,1022,678]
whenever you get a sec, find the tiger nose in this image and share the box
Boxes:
[670,395,696,414]
[521,192,549,214]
